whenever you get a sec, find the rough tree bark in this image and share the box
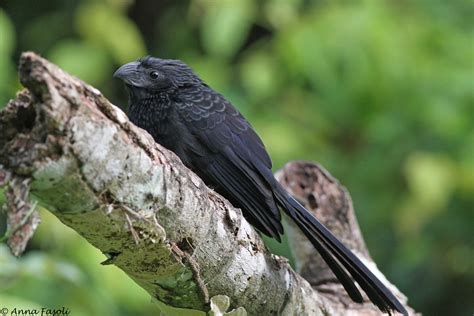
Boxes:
[0,53,415,316]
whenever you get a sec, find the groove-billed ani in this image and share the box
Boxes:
[114,56,407,315]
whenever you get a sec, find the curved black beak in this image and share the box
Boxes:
[113,61,142,86]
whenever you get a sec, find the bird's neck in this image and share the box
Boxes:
[128,92,177,141]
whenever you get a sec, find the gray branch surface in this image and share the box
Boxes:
[0,52,415,316]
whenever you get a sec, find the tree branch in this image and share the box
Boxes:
[0,52,415,315]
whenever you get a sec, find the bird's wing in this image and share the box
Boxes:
[177,86,272,168]
[176,86,283,239]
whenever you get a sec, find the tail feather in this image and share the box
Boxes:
[290,207,364,303]
[276,189,408,316]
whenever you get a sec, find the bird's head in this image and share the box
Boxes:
[113,56,203,100]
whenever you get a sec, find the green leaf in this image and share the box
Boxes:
[240,52,279,101]
[263,0,302,29]
[0,9,15,55]
[404,152,455,209]
[75,3,146,63]
[200,0,255,59]
[0,9,16,106]
[47,40,112,85]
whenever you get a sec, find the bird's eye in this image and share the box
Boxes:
[149,71,160,79]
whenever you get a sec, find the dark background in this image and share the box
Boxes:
[0,1,473,315]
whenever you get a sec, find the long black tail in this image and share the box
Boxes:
[275,187,408,315]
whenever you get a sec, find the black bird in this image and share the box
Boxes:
[114,56,408,315]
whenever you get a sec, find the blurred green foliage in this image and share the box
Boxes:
[0,0,473,315]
